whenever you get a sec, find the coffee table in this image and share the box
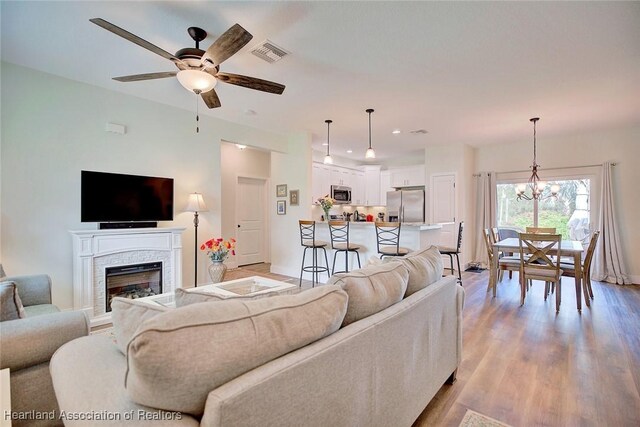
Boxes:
[139,276,298,307]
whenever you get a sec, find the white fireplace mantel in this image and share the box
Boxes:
[70,227,185,326]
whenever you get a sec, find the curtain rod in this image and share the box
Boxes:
[491,162,617,175]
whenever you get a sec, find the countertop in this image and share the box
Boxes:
[316,222,442,231]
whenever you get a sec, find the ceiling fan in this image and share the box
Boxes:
[90,18,286,109]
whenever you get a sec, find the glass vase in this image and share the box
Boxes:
[208,260,227,283]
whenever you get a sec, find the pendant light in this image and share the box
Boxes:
[365,108,376,159]
[516,117,559,201]
[323,119,333,164]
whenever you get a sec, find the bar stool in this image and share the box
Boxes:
[298,220,330,287]
[375,222,409,258]
[328,220,362,274]
[438,221,464,284]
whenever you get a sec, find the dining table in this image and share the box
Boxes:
[490,237,586,310]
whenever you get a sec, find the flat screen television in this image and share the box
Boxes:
[81,171,174,223]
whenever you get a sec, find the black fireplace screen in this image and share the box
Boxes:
[105,262,162,312]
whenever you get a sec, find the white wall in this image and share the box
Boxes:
[220,142,271,268]
[474,125,640,281]
[270,133,313,279]
[425,143,475,268]
[0,62,291,308]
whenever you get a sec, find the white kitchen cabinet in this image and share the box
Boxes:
[312,163,331,203]
[364,165,381,206]
[380,170,392,205]
[390,165,425,187]
[330,167,351,187]
[351,171,365,205]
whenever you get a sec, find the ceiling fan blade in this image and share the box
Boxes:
[90,18,186,68]
[113,71,178,82]
[201,88,222,109]
[216,72,285,94]
[201,23,253,67]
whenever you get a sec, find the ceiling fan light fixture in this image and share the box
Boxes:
[176,69,217,93]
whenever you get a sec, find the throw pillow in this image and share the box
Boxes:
[327,262,409,327]
[125,285,348,416]
[174,287,285,307]
[0,281,26,321]
[110,297,171,354]
[383,245,444,297]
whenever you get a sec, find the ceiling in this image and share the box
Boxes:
[2,1,639,161]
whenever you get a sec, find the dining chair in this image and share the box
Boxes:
[438,222,464,284]
[558,231,600,305]
[375,222,409,258]
[483,228,520,295]
[328,220,362,274]
[518,233,563,311]
[525,227,557,234]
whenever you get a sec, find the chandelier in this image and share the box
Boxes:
[516,117,559,201]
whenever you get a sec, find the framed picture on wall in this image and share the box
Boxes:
[277,200,286,215]
[276,184,287,198]
[289,190,299,206]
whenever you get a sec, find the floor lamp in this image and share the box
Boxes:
[185,193,208,287]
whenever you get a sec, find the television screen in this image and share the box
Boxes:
[81,171,174,222]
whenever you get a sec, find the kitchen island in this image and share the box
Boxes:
[313,222,442,273]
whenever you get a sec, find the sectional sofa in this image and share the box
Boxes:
[50,246,464,426]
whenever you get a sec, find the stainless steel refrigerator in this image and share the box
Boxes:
[386,189,425,223]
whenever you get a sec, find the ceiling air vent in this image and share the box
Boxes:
[250,40,289,63]
[409,129,429,134]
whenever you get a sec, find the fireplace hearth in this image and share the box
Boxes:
[105,262,162,312]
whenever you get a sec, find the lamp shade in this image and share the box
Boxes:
[185,193,208,212]
[365,147,376,159]
[176,70,217,93]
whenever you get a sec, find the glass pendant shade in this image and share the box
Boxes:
[177,70,217,93]
[324,154,333,164]
[365,147,376,159]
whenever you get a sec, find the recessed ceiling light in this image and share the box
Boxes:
[346,149,353,153]
[235,144,247,150]
[409,129,428,134]
[392,129,401,134]
[322,142,328,146]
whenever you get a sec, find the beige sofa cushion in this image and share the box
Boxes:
[174,287,284,307]
[383,245,444,297]
[1,281,26,321]
[328,262,409,327]
[125,285,348,416]
[110,297,171,354]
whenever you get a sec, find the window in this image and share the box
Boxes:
[497,178,591,241]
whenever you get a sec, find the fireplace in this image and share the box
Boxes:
[105,262,163,312]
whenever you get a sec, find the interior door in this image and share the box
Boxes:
[236,177,266,266]
[431,174,456,247]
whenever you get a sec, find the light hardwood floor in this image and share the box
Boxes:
[414,270,640,426]
[230,264,640,426]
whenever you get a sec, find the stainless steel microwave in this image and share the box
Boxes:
[331,185,352,204]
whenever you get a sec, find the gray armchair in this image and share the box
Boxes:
[0,274,89,427]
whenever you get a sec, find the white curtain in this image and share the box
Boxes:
[473,172,496,268]
[592,162,631,285]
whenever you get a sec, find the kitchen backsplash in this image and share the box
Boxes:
[311,204,387,222]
